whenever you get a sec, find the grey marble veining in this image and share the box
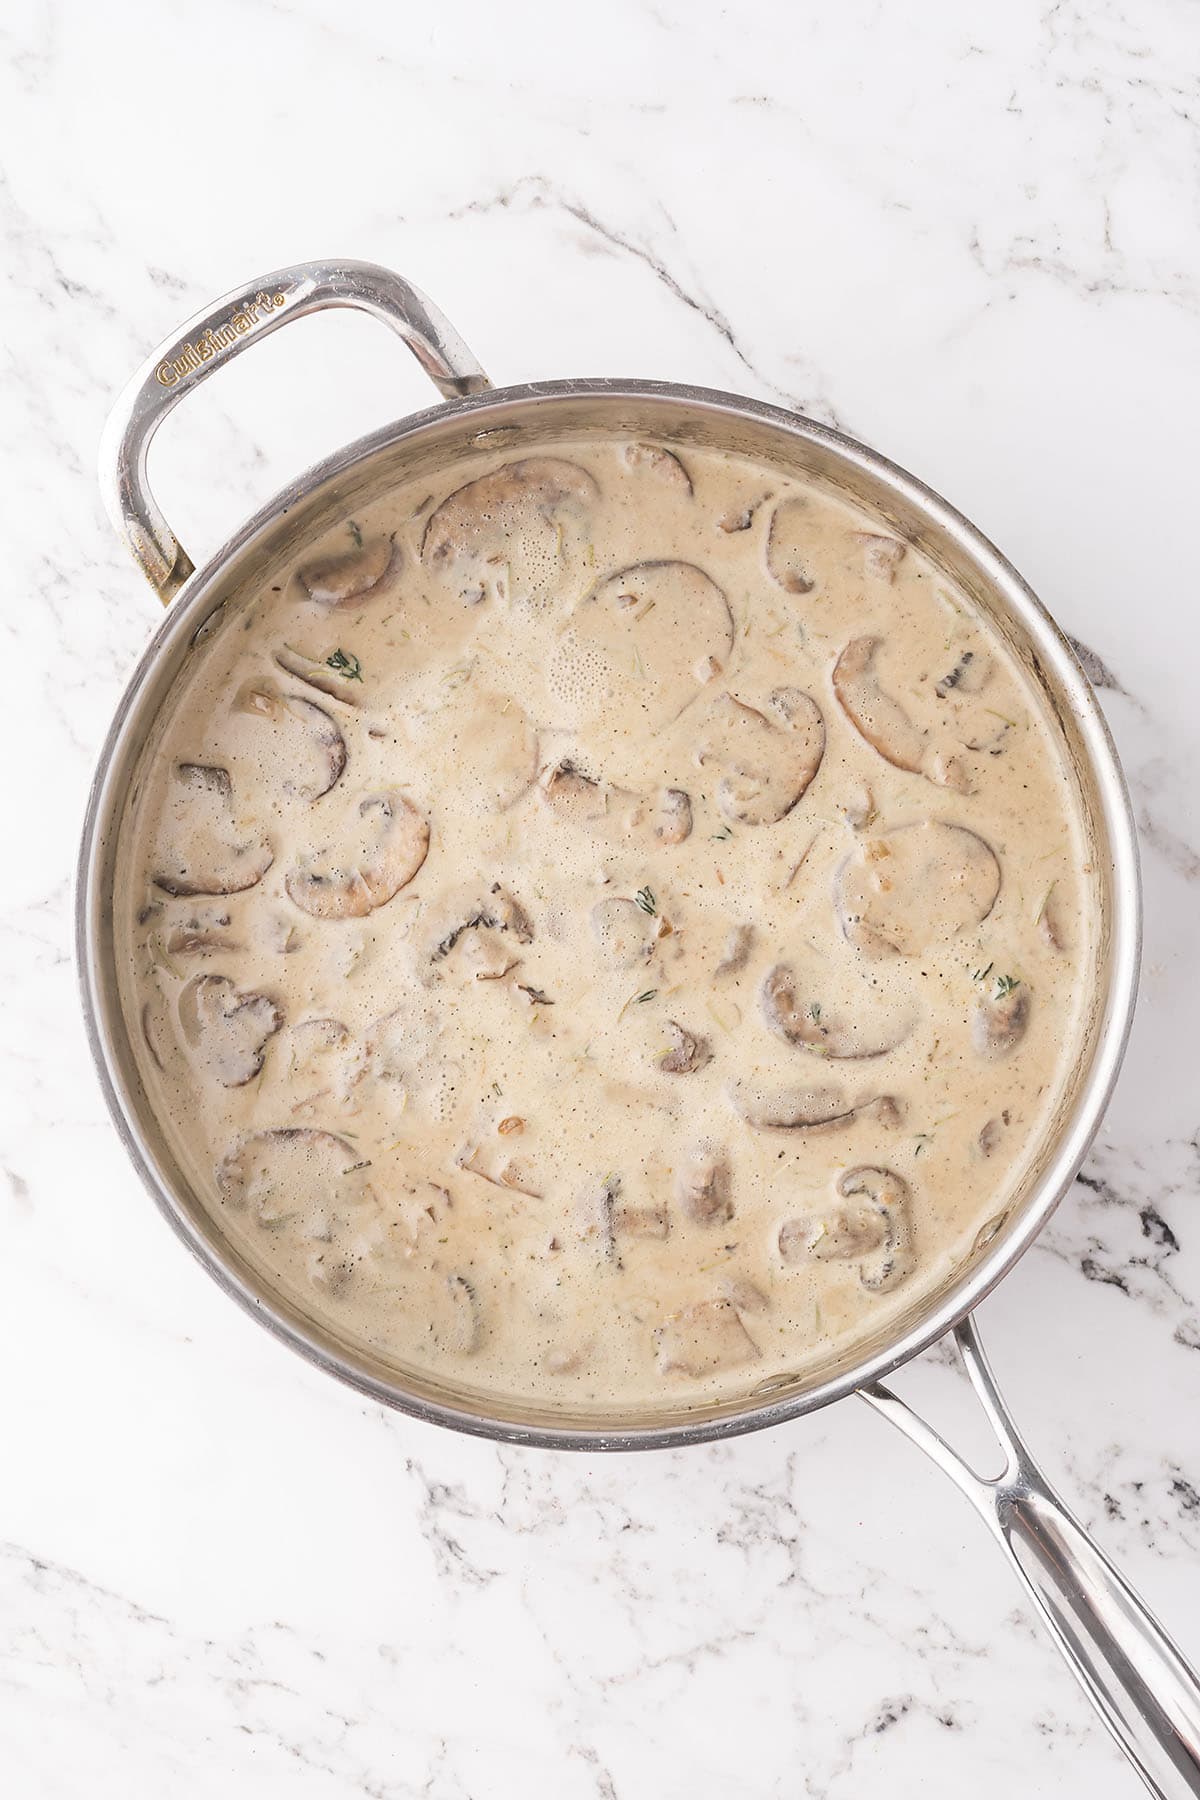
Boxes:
[2,1,1199,1794]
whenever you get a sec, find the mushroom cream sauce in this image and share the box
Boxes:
[119,441,1094,1417]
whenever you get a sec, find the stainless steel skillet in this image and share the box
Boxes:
[78,259,1200,1794]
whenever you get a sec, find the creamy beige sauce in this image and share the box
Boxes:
[118,440,1095,1417]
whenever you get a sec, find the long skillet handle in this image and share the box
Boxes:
[861,1317,1200,1797]
[99,258,492,604]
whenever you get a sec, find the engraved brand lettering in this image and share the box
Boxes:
[155,290,287,386]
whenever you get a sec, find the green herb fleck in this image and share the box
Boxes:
[971,962,994,984]
[348,519,363,548]
[711,826,734,841]
[634,886,657,915]
[635,990,657,1005]
[810,1002,822,1022]
[326,648,363,682]
[994,973,1020,998]
[913,1133,932,1158]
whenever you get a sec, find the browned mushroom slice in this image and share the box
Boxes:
[727,1078,902,1132]
[217,1129,378,1288]
[575,1175,621,1261]
[676,1146,732,1224]
[658,1020,711,1074]
[833,637,971,793]
[978,1113,1010,1158]
[655,1299,760,1377]
[296,535,399,609]
[627,787,693,846]
[715,923,754,976]
[778,1166,914,1291]
[433,1274,484,1355]
[716,1273,769,1313]
[235,686,347,802]
[571,561,735,730]
[425,885,533,977]
[973,979,1030,1058]
[274,644,364,705]
[591,897,656,969]
[178,974,282,1086]
[1038,887,1067,951]
[856,533,907,582]
[164,906,240,955]
[836,821,1001,957]
[538,760,606,825]
[287,1016,350,1084]
[421,457,598,605]
[935,648,993,699]
[153,764,273,898]
[765,497,815,593]
[759,962,913,1060]
[218,1127,356,1226]
[698,689,825,826]
[615,1199,671,1239]
[286,792,429,920]
[620,442,693,493]
[140,986,171,1072]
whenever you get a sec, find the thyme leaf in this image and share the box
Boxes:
[348,519,363,548]
[634,886,657,915]
[326,648,363,681]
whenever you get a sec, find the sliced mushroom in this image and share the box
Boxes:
[218,1127,363,1228]
[658,1020,711,1074]
[832,637,971,793]
[621,442,693,493]
[421,457,598,605]
[727,1078,903,1133]
[434,1274,484,1355]
[765,497,815,594]
[697,689,825,826]
[296,535,399,609]
[140,987,170,1072]
[217,1128,380,1289]
[715,923,754,976]
[676,1146,732,1225]
[841,783,876,830]
[538,760,606,825]
[287,1016,350,1083]
[935,648,993,699]
[655,1299,760,1377]
[591,897,656,969]
[628,787,693,846]
[153,764,273,898]
[575,1175,621,1261]
[716,1273,769,1313]
[778,1166,914,1291]
[274,644,364,705]
[178,974,282,1086]
[973,980,1030,1058]
[856,533,907,583]
[759,962,912,1060]
[615,1201,671,1239]
[234,686,347,802]
[1038,888,1067,951]
[164,906,240,955]
[286,791,429,920]
[425,884,534,970]
[978,1112,1010,1158]
[836,821,1001,957]
[569,561,735,730]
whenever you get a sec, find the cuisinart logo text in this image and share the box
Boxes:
[155,289,288,386]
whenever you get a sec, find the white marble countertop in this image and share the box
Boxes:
[3,2,1199,1794]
